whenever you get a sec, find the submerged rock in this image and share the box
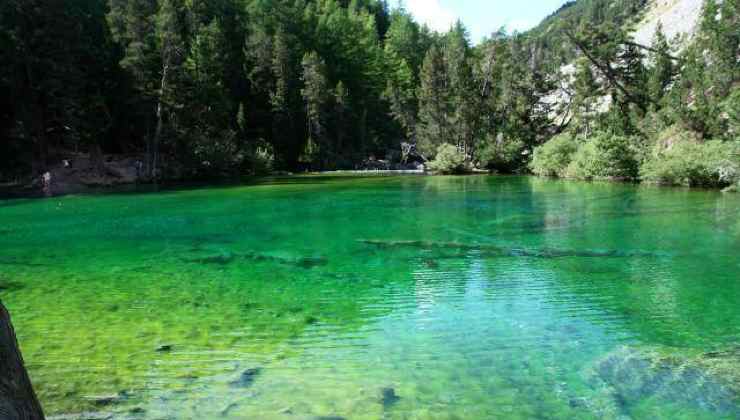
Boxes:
[0,279,24,292]
[184,254,235,265]
[47,412,114,420]
[83,393,126,407]
[230,367,262,388]
[294,257,329,269]
[422,259,439,269]
[381,387,401,409]
[155,344,173,353]
[588,346,740,416]
[220,402,239,416]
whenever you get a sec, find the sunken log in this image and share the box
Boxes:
[0,300,45,420]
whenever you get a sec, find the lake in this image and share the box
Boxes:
[1,175,738,419]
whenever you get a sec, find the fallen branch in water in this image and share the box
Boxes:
[182,251,328,269]
[358,239,665,259]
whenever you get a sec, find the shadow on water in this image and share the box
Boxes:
[0,173,415,203]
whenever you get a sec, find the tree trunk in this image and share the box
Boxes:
[152,64,169,180]
[89,143,105,176]
[0,301,44,420]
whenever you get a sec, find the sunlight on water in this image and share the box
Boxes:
[1,176,739,419]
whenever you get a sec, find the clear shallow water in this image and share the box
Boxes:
[0,175,738,419]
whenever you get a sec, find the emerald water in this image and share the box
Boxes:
[1,175,739,419]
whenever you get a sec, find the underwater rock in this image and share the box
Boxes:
[220,402,239,416]
[294,257,329,269]
[568,397,588,408]
[588,346,740,416]
[422,259,439,269]
[0,279,24,292]
[47,413,114,420]
[128,407,146,415]
[155,344,173,353]
[184,254,235,265]
[381,387,401,409]
[0,258,48,267]
[83,393,127,407]
[230,367,262,388]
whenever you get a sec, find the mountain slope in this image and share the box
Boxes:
[632,0,704,47]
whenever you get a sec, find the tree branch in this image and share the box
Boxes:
[564,30,652,113]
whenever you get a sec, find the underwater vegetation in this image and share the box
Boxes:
[0,176,738,418]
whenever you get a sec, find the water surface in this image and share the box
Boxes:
[1,176,738,419]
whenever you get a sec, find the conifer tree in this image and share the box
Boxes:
[417,45,452,157]
[301,51,330,166]
[646,23,675,105]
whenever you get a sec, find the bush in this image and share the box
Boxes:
[720,89,740,140]
[529,133,578,177]
[478,135,526,173]
[427,143,468,174]
[640,140,740,187]
[187,129,245,177]
[565,132,639,180]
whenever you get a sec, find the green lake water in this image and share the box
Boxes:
[1,175,739,419]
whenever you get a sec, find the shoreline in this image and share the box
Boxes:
[2,171,736,201]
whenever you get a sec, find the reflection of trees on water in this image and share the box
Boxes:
[526,177,739,348]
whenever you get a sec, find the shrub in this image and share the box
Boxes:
[720,88,740,140]
[529,133,578,177]
[188,129,245,177]
[478,135,526,173]
[427,143,468,174]
[565,132,639,180]
[640,140,740,187]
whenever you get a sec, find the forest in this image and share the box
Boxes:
[0,0,738,189]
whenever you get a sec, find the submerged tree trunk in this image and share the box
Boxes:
[0,301,44,420]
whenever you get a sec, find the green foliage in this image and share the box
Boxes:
[478,136,526,172]
[565,132,639,180]
[417,45,451,156]
[0,0,736,191]
[720,88,740,139]
[640,139,740,187]
[427,143,468,174]
[529,133,579,177]
[646,24,675,105]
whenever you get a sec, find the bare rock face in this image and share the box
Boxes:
[632,0,704,48]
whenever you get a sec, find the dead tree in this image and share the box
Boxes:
[0,300,44,420]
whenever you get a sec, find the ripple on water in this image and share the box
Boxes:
[1,176,738,418]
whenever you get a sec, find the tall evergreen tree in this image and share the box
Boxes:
[417,45,452,157]
[301,51,330,167]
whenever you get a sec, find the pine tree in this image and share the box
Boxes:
[572,57,601,135]
[334,81,349,156]
[444,21,478,158]
[301,51,330,166]
[417,45,452,157]
[646,24,675,105]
